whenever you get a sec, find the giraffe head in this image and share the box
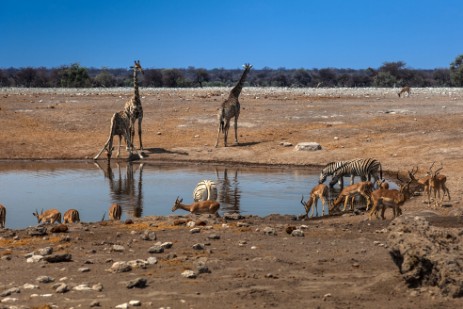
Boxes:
[242,63,253,71]
[131,60,144,75]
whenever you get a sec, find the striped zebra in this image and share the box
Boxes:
[329,158,383,188]
[193,180,218,202]
[319,160,357,188]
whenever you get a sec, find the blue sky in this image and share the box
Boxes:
[1,0,462,69]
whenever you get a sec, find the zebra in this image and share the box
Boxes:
[193,180,218,202]
[319,160,358,188]
[328,158,383,188]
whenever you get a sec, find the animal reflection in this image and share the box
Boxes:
[215,168,241,213]
[94,162,144,219]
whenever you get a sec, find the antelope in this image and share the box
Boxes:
[32,209,62,224]
[376,179,389,189]
[398,86,411,97]
[63,209,80,224]
[172,196,220,215]
[0,204,6,228]
[300,184,330,218]
[331,181,373,212]
[408,163,450,207]
[368,173,414,220]
[109,203,122,221]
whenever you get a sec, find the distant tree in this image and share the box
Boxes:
[191,68,210,87]
[162,69,185,87]
[292,69,312,87]
[144,69,163,87]
[450,54,463,86]
[94,68,116,87]
[318,68,337,87]
[270,72,289,87]
[432,69,451,86]
[57,63,91,87]
[373,71,397,87]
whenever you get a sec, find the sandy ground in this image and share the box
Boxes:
[0,87,462,308]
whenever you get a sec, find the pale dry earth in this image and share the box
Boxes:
[0,87,463,308]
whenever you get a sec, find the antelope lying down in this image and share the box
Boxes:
[172,197,220,215]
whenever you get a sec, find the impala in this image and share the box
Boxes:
[368,173,414,220]
[172,196,220,215]
[331,181,373,212]
[0,204,6,228]
[301,184,330,218]
[408,163,450,208]
[109,203,122,221]
[32,208,62,224]
[398,86,411,98]
[63,209,80,224]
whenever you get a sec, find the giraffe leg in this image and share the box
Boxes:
[233,116,239,145]
[224,121,230,147]
[215,111,224,147]
[138,116,143,150]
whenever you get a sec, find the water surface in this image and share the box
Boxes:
[0,161,322,229]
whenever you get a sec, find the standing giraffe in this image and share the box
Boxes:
[124,60,144,150]
[215,63,252,147]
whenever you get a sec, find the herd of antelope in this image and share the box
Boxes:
[302,160,450,220]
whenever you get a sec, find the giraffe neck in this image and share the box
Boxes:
[133,68,140,103]
[228,67,250,99]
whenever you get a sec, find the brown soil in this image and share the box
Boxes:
[0,88,462,308]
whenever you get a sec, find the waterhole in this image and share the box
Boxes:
[0,161,325,229]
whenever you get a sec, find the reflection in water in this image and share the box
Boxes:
[215,168,241,213]
[94,162,144,218]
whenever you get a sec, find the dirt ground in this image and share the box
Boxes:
[0,87,463,308]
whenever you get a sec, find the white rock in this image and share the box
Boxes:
[295,142,322,151]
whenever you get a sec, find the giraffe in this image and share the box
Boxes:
[215,63,252,147]
[94,110,144,161]
[124,60,144,150]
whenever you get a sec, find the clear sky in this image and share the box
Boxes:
[1,0,462,70]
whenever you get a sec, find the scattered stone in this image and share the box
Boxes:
[54,282,69,293]
[112,245,125,252]
[295,142,322,151]
[208,234,221,240]
[27,226,47,236]
[36,276,54,283]
[280,142,293,147]
[36,247,53,256]
[44,254,72,263]
[237,222,250,227]
[49,224,68,233]
[161,242,173,249]
[110,261,132,273]
[127,259,148,269]
[192,243,205,250]
[90,300,101,307]
[1,255,11,261]
[73,283,92,291]
[140,230,156,241]
[126,277,147,289]
[286,226,296,234]
[173,219,188,225]
[78,267,90,273]
[291,229,304,237]
[263,227,277,236]
[0,287,20,297]
[0,297,18,303]
[146,257,158,265]
[26,255,44,263]
[186,221,196,228]
[92,283,103,292]
[148,245,164,254]
[129,300,142,306]
[190,227,201,234]
[196,265,210,274]
[124,219,133,224]
[223,213,243,220]
[181,270,197,279]
[23,283,39,290]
